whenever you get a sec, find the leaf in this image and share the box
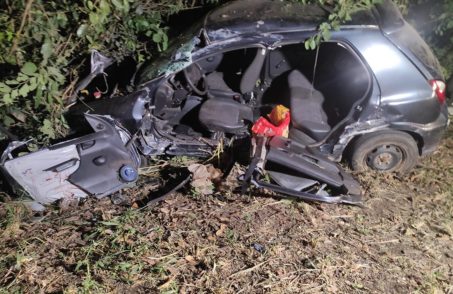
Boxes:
[89,12,99,25]
[21,62,37,76]
[3,93,13,105]
[28,77,38,92]
[321,29,331,41]
[161,33,169,51]
[0,82,11,93]
[11,89,18,100]
[6,30,14,42]
[99,0,111,14]
[18,84,30,97]
[35,85,43,106]
[76,24,88,37]
[11,110,26,123]
[111,0,124,10]
[86,35,93,44]
[16,73,29,82]
[41,42,52,60]
[122,0,130,13]
[3,115,14,127]
[152,33,162,43]
[5,80,19,85]
[47,67,65,83]
[56,12,68,28]
[185,255,198,266]
[39,119,56,139]
[309,38,317,50]
[216,224,227,236]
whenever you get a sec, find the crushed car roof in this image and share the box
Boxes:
[203,0,380,43]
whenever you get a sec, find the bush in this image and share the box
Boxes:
[407,0,453,79]
[0,0,219,142]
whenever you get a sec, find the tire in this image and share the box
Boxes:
[349,131,419,174]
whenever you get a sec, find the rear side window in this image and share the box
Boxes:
[391,23,443,79]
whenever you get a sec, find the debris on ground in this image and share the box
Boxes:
[188,163,223,195]
[0,125,452,293]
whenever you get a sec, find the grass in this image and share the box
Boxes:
[0,122,452,292]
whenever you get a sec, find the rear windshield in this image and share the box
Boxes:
[391,23,443,79]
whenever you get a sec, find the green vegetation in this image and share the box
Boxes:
[0,0,218,141]
[301,0,383,50]
[404,0,453,78]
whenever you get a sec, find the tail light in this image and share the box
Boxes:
[430,79,446,104]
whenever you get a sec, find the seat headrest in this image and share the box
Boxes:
[288,70,313,90]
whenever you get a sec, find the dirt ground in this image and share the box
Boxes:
[0,124,452,293]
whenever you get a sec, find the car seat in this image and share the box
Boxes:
[198,49,266,133]
[288,70,331,142]
[204,48,267,99]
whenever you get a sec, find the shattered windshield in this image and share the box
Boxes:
[137,23,204,85]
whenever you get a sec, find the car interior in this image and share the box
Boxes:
[152,41,372,148]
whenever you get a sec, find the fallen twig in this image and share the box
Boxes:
[229,260,269,278]
[366,239,400,244]
[143,251,180,261]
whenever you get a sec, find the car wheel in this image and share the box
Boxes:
[350,131,419,173]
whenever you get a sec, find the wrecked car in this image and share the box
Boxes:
[0,0,449,208]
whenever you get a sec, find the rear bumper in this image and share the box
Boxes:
[420,111,449,156]
[420,117,449,156]
[389,110,449,157]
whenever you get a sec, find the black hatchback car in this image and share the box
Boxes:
[1,0,449,207]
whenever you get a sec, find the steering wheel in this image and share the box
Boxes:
[183,63,207,96]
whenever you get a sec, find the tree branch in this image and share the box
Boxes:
[9,0,34,59]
